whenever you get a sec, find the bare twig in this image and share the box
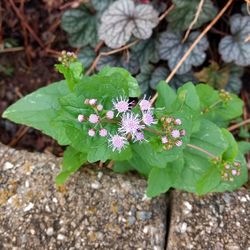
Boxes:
[9,0,44,48]
[8,126,29,147]
[182,0,205,43]
[245,34,250,43]
[150,0,235,105]
[0,47,24,53]
[159,4,174,21]
[187,144,217,158]
[228,118,250,132]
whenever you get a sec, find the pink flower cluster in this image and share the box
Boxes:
[221,161,241,181]
[160,116,186,150]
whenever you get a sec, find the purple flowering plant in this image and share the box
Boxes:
[2,54,248,197]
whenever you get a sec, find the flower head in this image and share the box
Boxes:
[174,118,182,125]
[97,104,103,111]
[84,99,90,105]
[99,128,107,137]
[139,96,152,111]
[88,114,99,124]
[231,169,237,176]
[119,112,144,137]
[106,110,114,119]
[89,99,97,105]
[142,112,157,126]
[77,114,84,123]
[161,136,168,144]
[175,140,183,147]
[134,131,146,143]
[171,129,180,138]
[113,96,130,114]
[180,129,186,136]
[108,134,128,152]
[88,129,95,137]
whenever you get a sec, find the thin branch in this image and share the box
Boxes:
[85,40,139,75]
[182,0,205,43]
[159,4,174,21]
[187,143,217,158]
[228,118,250,132]
[150,0,235,105]
[0,47,24,53]
[245,34,250,43]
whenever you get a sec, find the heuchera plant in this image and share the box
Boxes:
[2,52,248,197]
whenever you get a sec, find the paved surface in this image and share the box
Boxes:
[167,190,250,250]
[0,143,167,250]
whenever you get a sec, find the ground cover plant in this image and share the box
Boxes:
[2,52,248,197]
[1,0,250,196]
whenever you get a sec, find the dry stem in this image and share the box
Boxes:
[228,118,250,132]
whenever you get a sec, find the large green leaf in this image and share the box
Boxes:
[238,141,250,155]
[167,0,217,32]
[61,6,98,48]
[56,146,87,185]
[146,159,184,197]
[2,81,71,145]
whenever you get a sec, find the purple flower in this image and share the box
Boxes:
[77,114,84,122]
[231,169,237,176]
[142,112,157,126]
[97,104,103,111]
[88,114,99,124]
[180,129,186,136]
[175,140,183,147]
[108,134,128,152]
[171,129,180,138]
[88,129,95,137]
[134,131,145,142]
[119,112,144,137]
[161,136,168,144]
[174,118,182,125]
[139,96,151,111]
[99,128,107,137]
[106,110,114,119]
[89,99,97,105]
[113,97,130,114]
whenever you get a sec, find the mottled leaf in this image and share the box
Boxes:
[159,30,208,74]
[78,47,96,69]
[219,14,250,66]
[61,6,98,48]
[136,64,155,93]
[91,0,115,12]
[167,0,217,32]
[99,0,159,48]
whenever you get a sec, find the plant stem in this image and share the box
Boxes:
[144,127,163,136]
[187,143,217,158]
[207,99,222,110]
[228,118,250,132]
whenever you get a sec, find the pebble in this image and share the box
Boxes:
[136,211,152,221]
[57,234,65,241]
[91,181,101,189]
[23,203,34,212]
[46,227,54,236]
[180,222,187,233]
[127,216,136,226]
[3,161,14,170]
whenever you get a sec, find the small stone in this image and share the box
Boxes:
[24,203,34,212]
[127,216,136,226]
[30,229,35,235]
[52,197,58,203]
[239,197,247,202]
[180,222,187,233]
[57,234,65,241]
[46,227,54,236]
[91,181,101,189]
[97,172,103,179]
[136,211,152,221]
[3,161,14,170]
[183,201,192,214]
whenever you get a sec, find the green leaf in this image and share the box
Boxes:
[110,146,132,161]
[2,81,71,145]
[61,6,98,48]
[219,14,250,66]
[221,129,238,161]
[98,67,141,97]
[56,146,87,185]
[156,80,177,110]
[167,0,217,32]
[146,159,184,197]
[195,164,221,195]
[55,61,83,91]
[136,64,155,93]
[238,141,250,155]
[113,161,135,173]
[159,30,208,74]
[87,141,111,163]
[98,0,159,48]
[196,84,243,126]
